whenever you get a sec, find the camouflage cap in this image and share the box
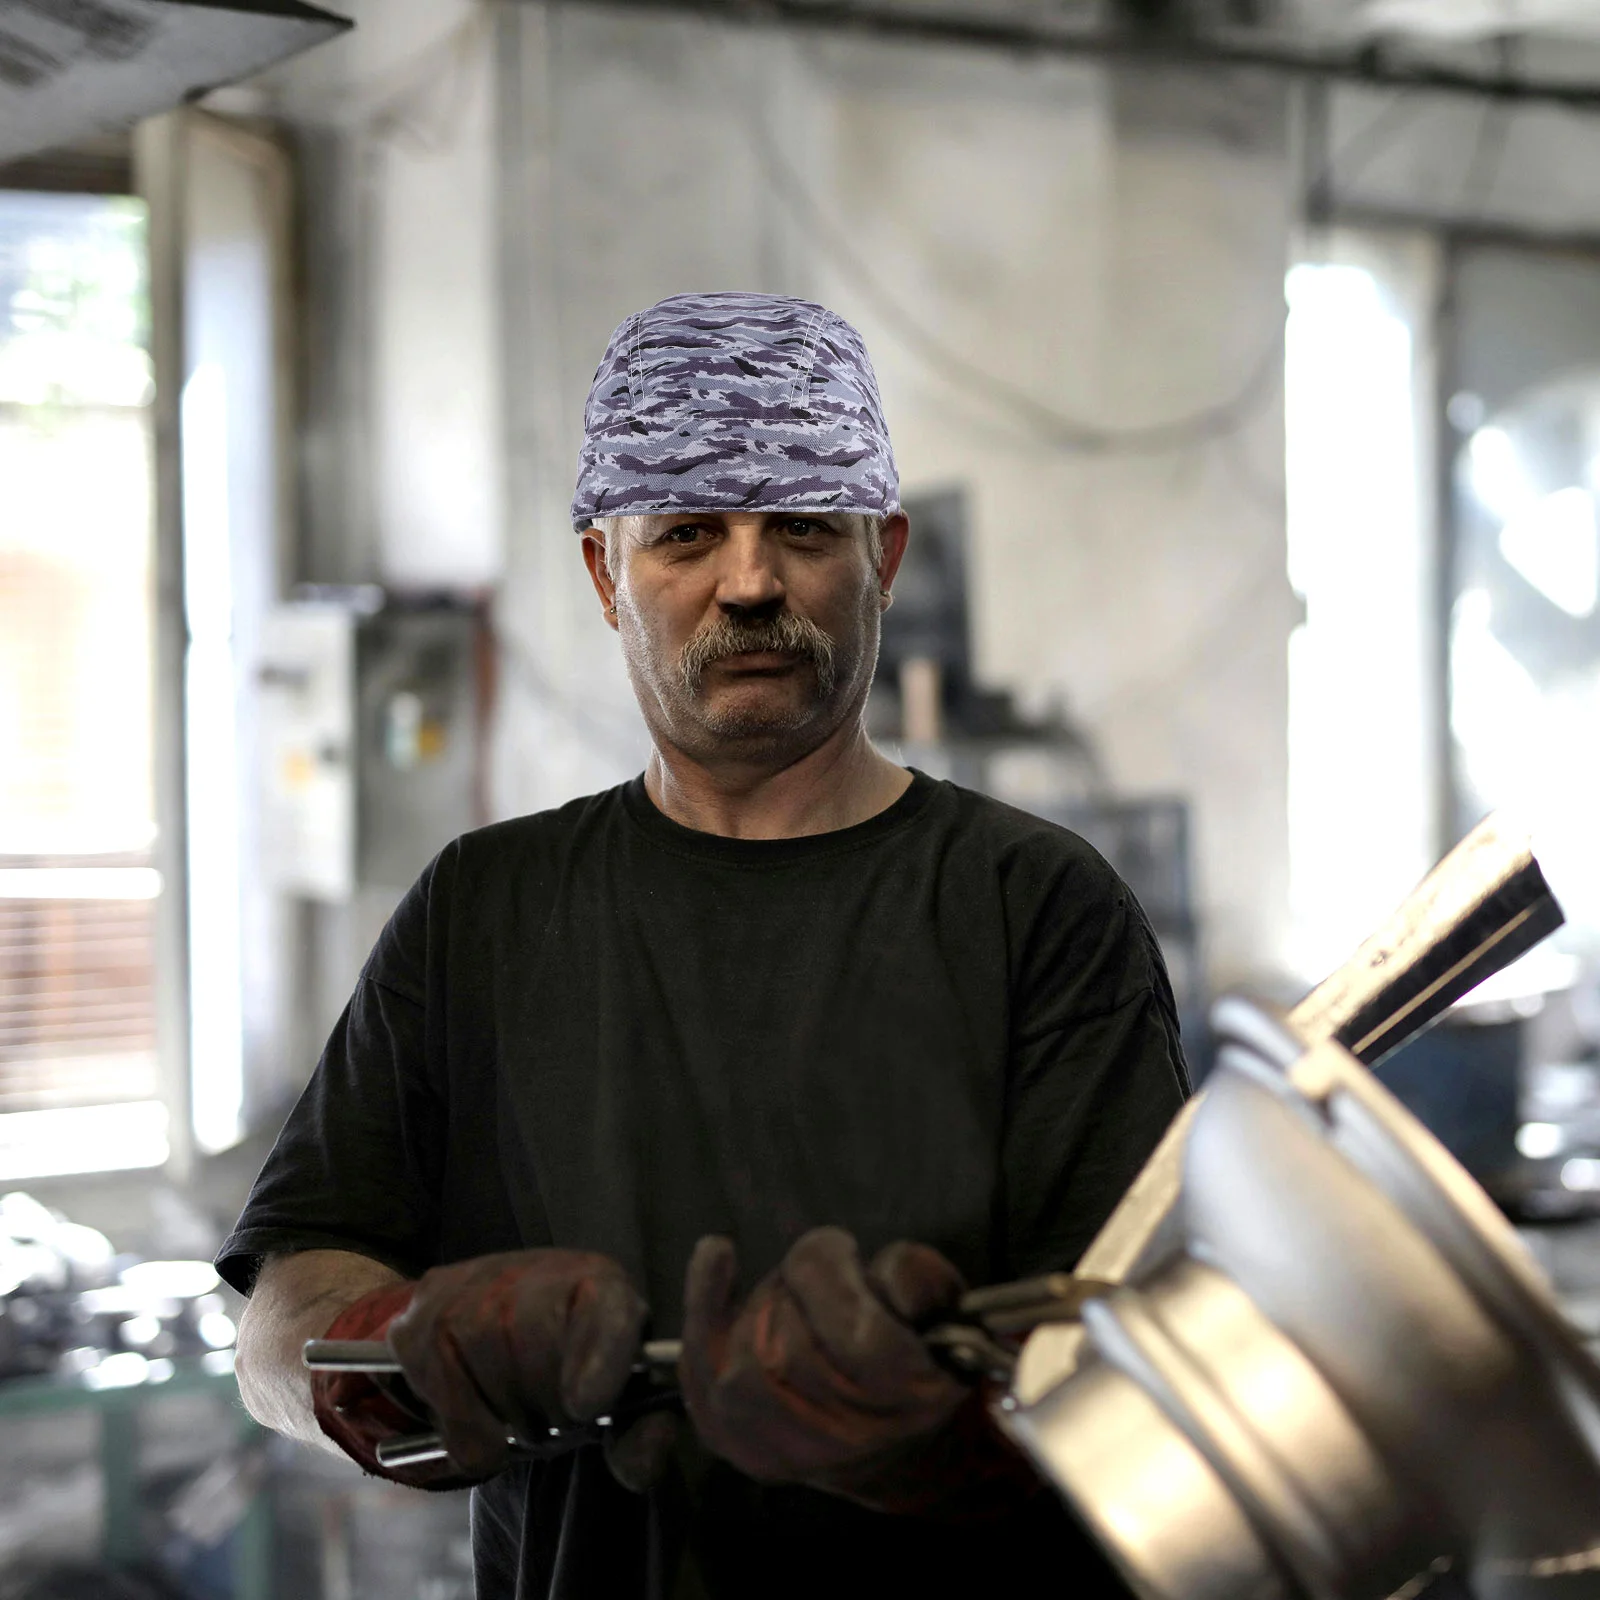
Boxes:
[571,291,899,530]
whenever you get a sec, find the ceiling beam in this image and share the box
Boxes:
[546,0,1600,110]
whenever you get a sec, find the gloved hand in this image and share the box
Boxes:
[313,1281,469,1490]
[312,1249,677,1491]
[679,1226,1031,1513]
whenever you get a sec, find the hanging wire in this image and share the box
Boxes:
[1455,36,1520,220]
[344,2,499,154]
[739,81,1286,457]
[1309,89,1426,212]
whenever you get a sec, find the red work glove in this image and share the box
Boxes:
[312,1281,470,1490]
[679,1226,1041,1516]
[312,1249,676,1491]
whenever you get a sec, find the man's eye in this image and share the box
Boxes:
[661,524,707,545]
[783,519,829,537]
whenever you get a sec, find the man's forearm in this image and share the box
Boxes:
[235,1248,406,1453]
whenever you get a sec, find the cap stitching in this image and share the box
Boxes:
[626,311,645,411]
[787,305,828,409]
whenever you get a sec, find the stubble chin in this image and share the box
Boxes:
[696,691,816,742]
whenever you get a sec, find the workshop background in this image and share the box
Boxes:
[2,0,1600,1595]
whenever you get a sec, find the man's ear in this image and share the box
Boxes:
[580,529,620,631]
[876,512,911,599]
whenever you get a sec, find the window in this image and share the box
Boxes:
[0,190,168,1177]
[1446,242,1600,970]
[1284,231,1440,982]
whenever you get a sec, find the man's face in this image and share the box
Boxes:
[586,512,905,763]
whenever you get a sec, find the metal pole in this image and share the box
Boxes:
[1432,238,1463,861]
[132,110,195,1185]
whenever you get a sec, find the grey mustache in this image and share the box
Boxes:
[679,613,836,696]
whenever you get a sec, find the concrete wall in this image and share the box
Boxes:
[259,3,1300,990]
[257,0,502,589]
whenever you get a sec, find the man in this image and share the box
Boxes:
[222,291,1189,1597]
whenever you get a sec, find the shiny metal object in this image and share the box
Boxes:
[307,1337,687,1469]
[301,1339,404,1374]
[1001,818,1600,1600]
[303,1336,684,1376]
[1013,1260,1425,1600]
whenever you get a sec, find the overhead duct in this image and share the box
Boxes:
[540,0,1600,110]
[0,0,351,166]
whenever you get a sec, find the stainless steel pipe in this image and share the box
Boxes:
[1002,988,1600,1600]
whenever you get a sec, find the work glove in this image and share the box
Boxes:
[679,1226,1041,1516]
[312,1249,678,1492]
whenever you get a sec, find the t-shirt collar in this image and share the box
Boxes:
[619,768,938,865]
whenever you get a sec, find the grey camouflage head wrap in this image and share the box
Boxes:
[572,291,899,530]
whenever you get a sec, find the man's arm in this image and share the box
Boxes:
[234,1248,405,1452]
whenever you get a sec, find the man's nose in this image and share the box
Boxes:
[714,530,785,614]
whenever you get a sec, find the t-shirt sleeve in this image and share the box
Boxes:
[1000,843,1191,1280]
[215,859,449,1295]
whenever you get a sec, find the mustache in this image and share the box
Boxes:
[679,611,837,697]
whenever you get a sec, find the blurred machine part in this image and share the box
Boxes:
[1490,971,1600,1219]
[0,0,350,167]
[0,1563,187,1600]
[1375,1013,1523,1196]
[0,1191,260,1596]
[0,1188,236,1384]
[255,591,492,902]
[875,489,1105,805]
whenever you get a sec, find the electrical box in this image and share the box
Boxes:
[258,603,357,902]
[256,591,489,902]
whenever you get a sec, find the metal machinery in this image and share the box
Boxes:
[257,590,491,902]
[1002,814,1600,1600]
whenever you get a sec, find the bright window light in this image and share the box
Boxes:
[0,867,161,899]
[1497,485,1598,619]
[1466,425,1535,523]
[0,1102,169,1182]
[1450,589,1543,762]
[1451,585,1600,938]
[1562,1158,1600,1193]
[0,190,161,1150]
[1284,254,1433,980]
[181,361,244,1156]
[1517,1121,1563,1160]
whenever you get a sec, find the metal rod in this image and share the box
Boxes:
[301,1340,403,1373]
[304,1337,688,1376]
[374,1431,450,1469]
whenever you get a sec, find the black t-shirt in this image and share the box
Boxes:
[218,771,1189,1598]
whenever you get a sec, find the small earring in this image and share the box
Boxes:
[606,603,617,617]
[879,589,894,610]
